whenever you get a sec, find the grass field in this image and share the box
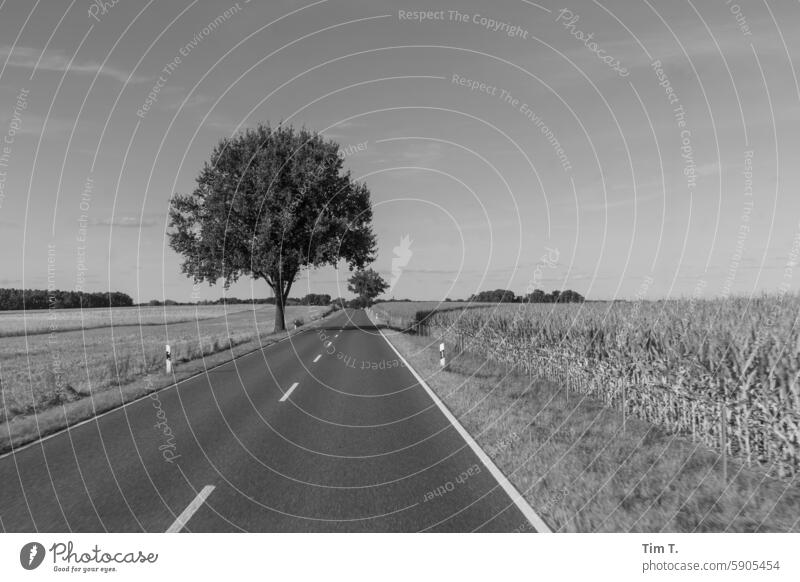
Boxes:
[0,303,262,337]
[0,304,328,424]
[371,301,475,331]
[383,328,800,532]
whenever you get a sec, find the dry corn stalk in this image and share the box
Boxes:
[427,297,800,478]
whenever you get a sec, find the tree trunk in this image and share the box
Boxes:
[267,272,295,333]
[274,294,286,332]
[273,278,295,333]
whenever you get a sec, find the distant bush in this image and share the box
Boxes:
[300,293,331,306]
[347,297,370,309]
[467,288,585,303]
[468,289,517,303]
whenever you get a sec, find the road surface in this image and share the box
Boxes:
[0,310,542,532]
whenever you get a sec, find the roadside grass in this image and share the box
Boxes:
[383,330,800,532]
[0,306,334,454]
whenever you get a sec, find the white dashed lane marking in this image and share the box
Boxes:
[279,382,299,402]
[166,485,215,533]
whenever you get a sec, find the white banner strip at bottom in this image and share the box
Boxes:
[1,533,798,581]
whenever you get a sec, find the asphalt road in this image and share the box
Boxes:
[0,309,540,532]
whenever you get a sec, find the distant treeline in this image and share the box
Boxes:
[467,289,585,303]
[0,289,339,311]
[143,293,334,307]
[379,290,586,304]
[0,287,584,311]
[0,288,134,310]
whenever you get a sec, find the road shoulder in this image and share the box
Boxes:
[373,321,551,533]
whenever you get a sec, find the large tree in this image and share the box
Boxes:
[347,268,389,307]
[168,123,376,331]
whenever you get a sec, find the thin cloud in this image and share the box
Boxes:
[401,267,464,275]
[164,93,213,111]
[391,142,445,166]
[695,162,721,176]
[0,46,147,84]
[321,120,365,140]
[0,113,79,137]
[91,215,160,228]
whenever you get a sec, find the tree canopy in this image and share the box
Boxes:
[347,268,389,307]
[168,123,377,330]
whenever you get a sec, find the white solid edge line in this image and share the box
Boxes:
[166,485,215,533]
[375,326,553,534]
[313,354,322,363]
[279,382,299,402]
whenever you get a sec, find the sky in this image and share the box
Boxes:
[1,0,800,303]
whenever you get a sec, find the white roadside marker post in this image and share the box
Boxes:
[165,344,172,374]
[439,342,446,367]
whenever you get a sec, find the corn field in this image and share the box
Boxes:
[419,296,800,478]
